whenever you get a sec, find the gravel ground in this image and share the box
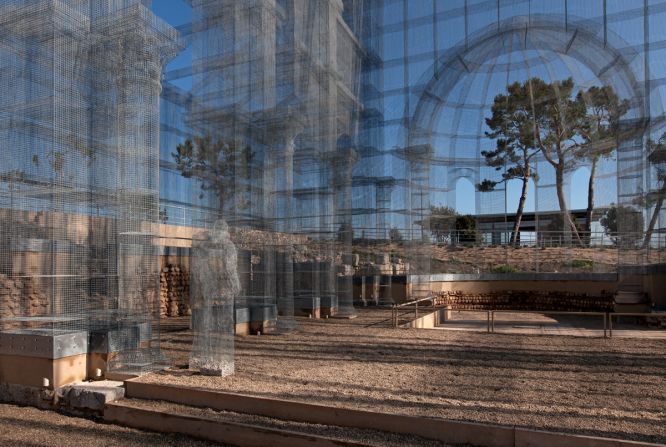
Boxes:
[122,398,463,447]
[0,404,227,447]
[144,309,666,445]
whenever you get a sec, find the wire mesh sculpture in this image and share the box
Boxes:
[1,0,665,380]
[189,220,240,376]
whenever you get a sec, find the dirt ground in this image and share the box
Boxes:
[0,403,226,447]
[144,309,666,445]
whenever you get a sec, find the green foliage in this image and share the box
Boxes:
[389,227,403,243]
[567,259,594,269]
[576,85,628,162]
[337,223,352,242]
[481,78,543,188]
[576,86,629,243]
[426,205,457,242]
[173,135,254,212]
[482,78,631,246]
[600,205,644,247]
[645,133,666,202]
[455,214,477,243]
[491,264,521,274]
[642,133,666,247]
[30,135,95,178]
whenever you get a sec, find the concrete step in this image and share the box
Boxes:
[113,380,665,447]
[104,398,445,447]
[60,380,125,414]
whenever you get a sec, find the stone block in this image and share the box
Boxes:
[294,295,320,318]
[62,380,125,412]
[250,304,277,322]
[235,307,250,323]
[320,294,338,317]
[0,329,88,359]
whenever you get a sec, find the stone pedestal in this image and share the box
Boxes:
[0,329,88,389]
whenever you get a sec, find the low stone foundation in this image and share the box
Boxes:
[437,290,615,312]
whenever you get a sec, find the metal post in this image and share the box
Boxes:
[603,313,607,338]
[491,311,495,333]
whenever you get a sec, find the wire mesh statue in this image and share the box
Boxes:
[189,219,240,376]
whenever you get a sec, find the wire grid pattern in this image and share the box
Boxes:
[0,0,180,372]
[2,0,666,373]
[157,1,665,306]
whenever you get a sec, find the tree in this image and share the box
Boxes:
[526,77,587,245]
[480,79,541,245]
[576,86,629,243]
[601,205,644,247]
[337,222,353,243]
[425,205,457,243]
[642,133,666,248]
[173,135,254,212]
[455,214,477,244]
[389,227,403,244]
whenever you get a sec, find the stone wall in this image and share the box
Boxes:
[0,274,49,328]
[437,290,614,312]
[159,265,190,318]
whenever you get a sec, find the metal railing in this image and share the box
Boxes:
[393,307,666,338]
[486,310,608,338]
[391,294,436,327]
[608,312,666,337]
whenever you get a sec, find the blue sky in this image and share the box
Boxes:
[151,1,604,217]
[152,1,191,27]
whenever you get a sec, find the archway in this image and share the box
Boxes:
[406,15,646,238]
[454,177,476,216]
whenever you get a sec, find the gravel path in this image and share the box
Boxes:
[145,309,666,445]
[0,404,226,447]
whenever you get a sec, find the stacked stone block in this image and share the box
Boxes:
[159,265,190,317]
[437,290,614,312]
[0,274,49,328]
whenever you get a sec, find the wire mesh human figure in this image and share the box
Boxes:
[189,219,240,376]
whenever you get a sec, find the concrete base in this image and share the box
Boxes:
[294,308,321,319]
[123,381,663,447]
[235,307,251,335]
[250,305,278,334]
[87,352,120,379]
[250,320,277,335]
[0,353,87,389]
[330,313,358,320]
[294,296,321,319]
[402,309,445,329]
[0,383,53,408]
[105,401,366,447]
[235,322,251,336]
[614,304,650,313]
[320,307,338,318]
[61,380,125,413]
[0,379,124,416]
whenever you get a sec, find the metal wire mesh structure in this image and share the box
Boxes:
[351,0,665,279]
[155,0,665,313]
[2,0,666,380]
[0,0,180,373]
